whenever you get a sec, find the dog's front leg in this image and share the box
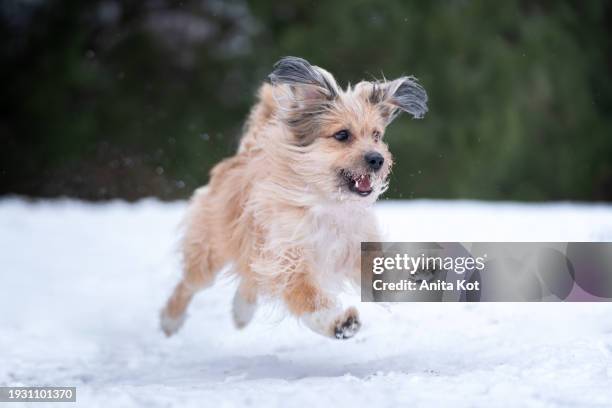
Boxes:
[283,273,361,340]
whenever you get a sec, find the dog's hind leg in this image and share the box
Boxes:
[160,200,226,337]
[160,279,197,337]
[232,277,258,329]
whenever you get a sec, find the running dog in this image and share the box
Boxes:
[160,56,428,339]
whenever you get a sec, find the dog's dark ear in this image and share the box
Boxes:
[268,57,340,143]
[370,76,428,124]
[268,56,339,101]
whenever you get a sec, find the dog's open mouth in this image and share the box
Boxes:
[341,170,373,196]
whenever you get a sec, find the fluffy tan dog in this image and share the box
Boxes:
[160,56,428,339]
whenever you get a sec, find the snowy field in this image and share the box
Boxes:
[2,197,612,407]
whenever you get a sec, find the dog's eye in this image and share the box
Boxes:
[373,130,381,141]
[334,130,350,142]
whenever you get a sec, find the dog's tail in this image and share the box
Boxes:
[238,83,277,153]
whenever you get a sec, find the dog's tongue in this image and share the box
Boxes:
[355,175,372,192]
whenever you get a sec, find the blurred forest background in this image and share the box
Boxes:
[1,0,611,201]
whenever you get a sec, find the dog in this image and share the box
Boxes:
[160,56,428,339]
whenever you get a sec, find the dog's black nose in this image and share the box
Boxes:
[364,151,384,171]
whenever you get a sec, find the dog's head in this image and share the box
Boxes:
[268,56,428,204]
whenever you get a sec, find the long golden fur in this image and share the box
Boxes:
[161,56,428,339]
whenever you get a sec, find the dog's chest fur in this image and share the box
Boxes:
[305,203,376,285]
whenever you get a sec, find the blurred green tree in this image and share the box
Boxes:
[1,0,610,201]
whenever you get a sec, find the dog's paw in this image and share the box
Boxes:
[160,309,185,337]
[333,307,361,340]
[303,306,362,339]
[232,290,257,330]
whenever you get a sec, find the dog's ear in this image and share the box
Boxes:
[268,57,340,142]
[268,56,339,103]
[369,76,428,124]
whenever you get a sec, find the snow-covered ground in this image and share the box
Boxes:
[1,198,612,407]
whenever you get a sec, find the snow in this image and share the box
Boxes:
[1,197,612,407]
